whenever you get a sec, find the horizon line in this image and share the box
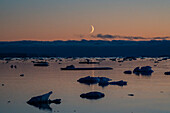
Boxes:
[0,39,170,42]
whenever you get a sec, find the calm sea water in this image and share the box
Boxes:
[0,58,170,113]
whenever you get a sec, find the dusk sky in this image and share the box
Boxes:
[1,0,170,41]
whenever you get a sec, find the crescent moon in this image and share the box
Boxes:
[90,25,95,34]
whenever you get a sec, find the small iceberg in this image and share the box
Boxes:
[77,76,100,85]
[109,80,127,86]
[10,65,13,68]
[61,65,113,70]
[77,76,127,87]
[27,91,61,111]
[20,74,24,77]
[128,94,134,96]
[164,72,170,75]
[77,76,111,85]
[133,66,154,76]
[80,91,105,100]
[124,70,132,74]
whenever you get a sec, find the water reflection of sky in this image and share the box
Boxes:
[0,58,170,113]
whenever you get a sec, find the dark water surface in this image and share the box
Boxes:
[0,58,170,113]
